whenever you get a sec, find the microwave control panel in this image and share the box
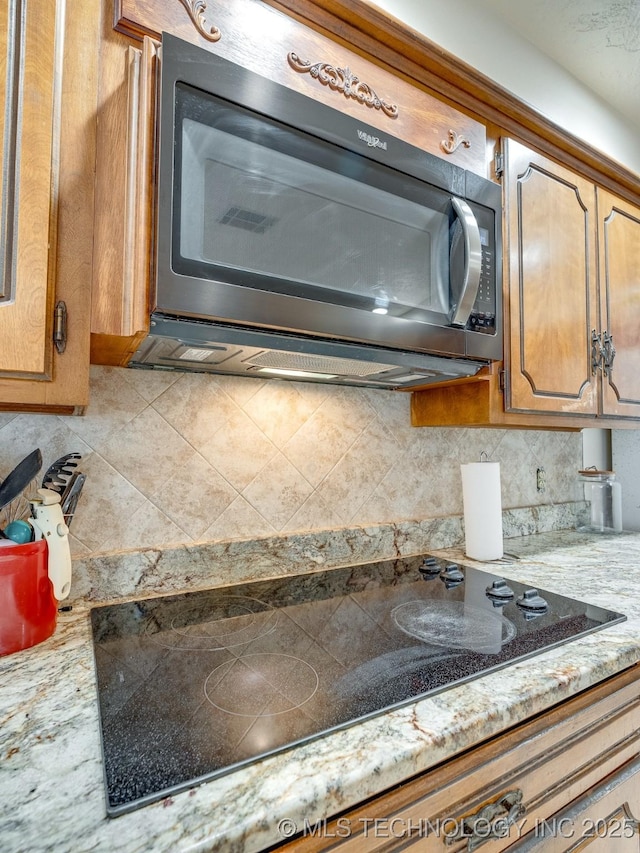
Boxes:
[467,226,496,334]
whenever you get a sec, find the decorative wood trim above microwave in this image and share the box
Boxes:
[286,52,399,117]
[113,0,487,174]
[177,0,221,43]
[441,129,471,155]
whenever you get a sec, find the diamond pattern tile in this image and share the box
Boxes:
[199,406,278,491]
[242,453,314,529]
[242,380,324,447]
[0,367,587,554]
[96,406,194,498]
[149,451,239,539]
[151,372,240,449]
[282,388,377,487]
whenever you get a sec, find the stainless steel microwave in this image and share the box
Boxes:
[131,34,503,389]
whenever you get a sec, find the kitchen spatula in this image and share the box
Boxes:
[41,452,82,496]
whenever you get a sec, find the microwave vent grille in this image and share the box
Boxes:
[248,349,396,377]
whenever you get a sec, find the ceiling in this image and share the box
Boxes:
[479,0,640,132]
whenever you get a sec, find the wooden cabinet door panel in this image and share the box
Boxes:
[0,0,59,378]
[598,190,640,419]
[503,139,598,416]
[0,0,98,412]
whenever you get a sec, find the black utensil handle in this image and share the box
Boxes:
[0,448,43,511]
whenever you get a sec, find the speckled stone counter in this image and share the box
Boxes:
[1,524,639,853]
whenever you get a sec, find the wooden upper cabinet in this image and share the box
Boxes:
[503,138,599,417]
[598,190,640,418]
[0,0,99,413]
[504,141,640,423]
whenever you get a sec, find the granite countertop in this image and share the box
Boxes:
[1,528,640,853]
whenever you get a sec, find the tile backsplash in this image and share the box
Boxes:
[0,366,583,556]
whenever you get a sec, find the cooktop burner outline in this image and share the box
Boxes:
[204,653,320,717]
[392,599,517,652]
[90,554,626,817]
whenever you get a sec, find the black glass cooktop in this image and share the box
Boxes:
[90,555,626,816]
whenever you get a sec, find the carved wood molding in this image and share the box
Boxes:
[287,52,398,118]
[178,0,221,42]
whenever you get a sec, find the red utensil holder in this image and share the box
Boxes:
[0,539,57,656]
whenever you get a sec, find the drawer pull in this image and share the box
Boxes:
[446,789,525,851]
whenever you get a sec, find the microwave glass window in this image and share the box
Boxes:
[176,90,453,321]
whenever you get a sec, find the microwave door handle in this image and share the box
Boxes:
[449,196,482,327]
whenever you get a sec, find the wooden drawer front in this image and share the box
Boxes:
[280,666,640,852]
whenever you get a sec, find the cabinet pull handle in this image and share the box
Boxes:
[591,329,604,375]
[602,330,616,376]
[445,788,525,851]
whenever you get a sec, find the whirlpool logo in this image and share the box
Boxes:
[357,129,387,150]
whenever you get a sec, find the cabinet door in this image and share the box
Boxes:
[0,0,59,379]
[0,0,99,413]
[502,139,598,417]
[597,190,640,419]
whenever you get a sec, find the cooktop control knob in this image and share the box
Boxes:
[418,556,441,576]
[440,563,464,585]
[516,588,548,614]
[486,578,515,602]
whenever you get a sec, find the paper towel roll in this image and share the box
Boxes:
[461,462,503,560]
